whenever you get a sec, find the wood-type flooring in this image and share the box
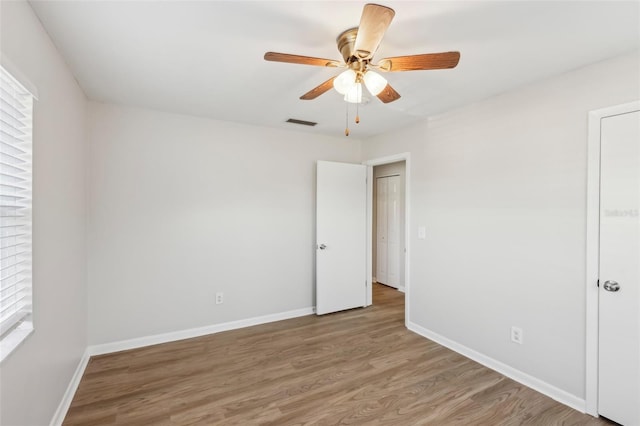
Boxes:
[63,284,613,425]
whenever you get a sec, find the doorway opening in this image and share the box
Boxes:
[364,153,410,326]
[373,162,405,293]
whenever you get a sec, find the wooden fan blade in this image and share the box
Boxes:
[376,83,401,103]
[300,76,337,100]
[353,4,395,60]
[377,52,460,72]
[264,52,341,67]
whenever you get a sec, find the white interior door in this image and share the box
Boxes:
[376,176,400,288]
[598,110,639,425]
[386,175,400,288]
[376,178,388,284]
[316,161,366,315]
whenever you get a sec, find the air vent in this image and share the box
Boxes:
[286,118,317,127]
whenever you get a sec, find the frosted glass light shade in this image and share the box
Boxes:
[363,70,387,96]
[333,70,357,95]
[344,83,362,103]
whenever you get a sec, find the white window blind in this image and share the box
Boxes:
[0,65,33,358]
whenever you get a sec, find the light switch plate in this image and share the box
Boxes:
[418,226,426,240]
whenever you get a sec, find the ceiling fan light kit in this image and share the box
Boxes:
[344,83,363,104]
[264,3,461,135]
[334,68,387,99]
[333,69,357,95]
[362,71,387,96]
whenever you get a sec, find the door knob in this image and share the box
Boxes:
[318,244,327,250]
[603,280,620,292]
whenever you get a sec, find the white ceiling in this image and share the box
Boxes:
[29,1,640,138]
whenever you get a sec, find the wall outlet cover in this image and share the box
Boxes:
[511,326,523,344]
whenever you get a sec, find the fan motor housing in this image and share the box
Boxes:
[336,27,359,64]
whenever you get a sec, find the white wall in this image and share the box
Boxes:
[362,51,640,400]
[0,1,88,425]
[373,161,406,288]
[87,102,361,345]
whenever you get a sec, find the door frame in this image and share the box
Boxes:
[585,100,640,416]
[363,153,411,326]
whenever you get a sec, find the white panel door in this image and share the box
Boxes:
[376,178,388,284]
[598,110,639,425]
[386,176,400,288]
[376,176,400,288]
[316,161,366,315]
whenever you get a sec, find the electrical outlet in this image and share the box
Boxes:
[511,326,523,344]
[215,292,224,305]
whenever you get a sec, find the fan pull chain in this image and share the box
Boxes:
[345,101,350,136]
[355,84,360,124]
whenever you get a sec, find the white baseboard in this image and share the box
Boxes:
[407,321,586,413]
[50,348,90,426]
[397,286,406,293]
[87,307,314,356]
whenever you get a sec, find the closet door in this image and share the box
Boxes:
[386,176,400,288]
[376,178,388,284]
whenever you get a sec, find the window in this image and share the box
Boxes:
[0,65,34,362]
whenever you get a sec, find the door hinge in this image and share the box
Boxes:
[597,279,600,287]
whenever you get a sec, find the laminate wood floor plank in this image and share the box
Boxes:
[64,284,611,425]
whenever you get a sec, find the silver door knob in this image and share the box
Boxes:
[603,280,620,292]
[318,244,327,250]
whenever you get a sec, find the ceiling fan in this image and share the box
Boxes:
[264,3,460,105]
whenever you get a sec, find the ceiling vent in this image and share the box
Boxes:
[286,118,317,127]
